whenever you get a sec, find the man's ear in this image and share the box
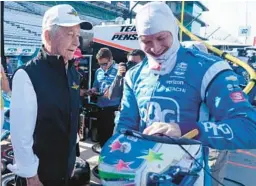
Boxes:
[43,30,51,44]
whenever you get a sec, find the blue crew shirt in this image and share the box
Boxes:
[93,62,121,108]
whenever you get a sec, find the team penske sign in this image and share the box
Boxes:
[93,24,140,51]
[111,26,138,41]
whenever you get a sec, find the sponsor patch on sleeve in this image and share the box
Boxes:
[225,75,238,82]
[230,91,246,103]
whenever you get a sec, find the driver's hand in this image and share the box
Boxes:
[143,122,181,137]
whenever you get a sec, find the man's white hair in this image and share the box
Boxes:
[41,25,60,45]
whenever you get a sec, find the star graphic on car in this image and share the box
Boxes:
[137,149,163,162]
[115,159,132,171]
[98,156,105,163]
[109,140,122,152]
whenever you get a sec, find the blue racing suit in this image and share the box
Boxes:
[115,46,256,185]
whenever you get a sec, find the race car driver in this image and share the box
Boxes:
[114,2,256,186]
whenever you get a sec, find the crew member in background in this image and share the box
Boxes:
[73,48,88,97]
[6,57,14,76]
[87,48,121,147]
[108,49,145,100]
[1,63,11,129]
[73,48,83,71]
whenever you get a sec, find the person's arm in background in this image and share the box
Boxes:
[197,70,256,149]
[86,70,99,96]
[114,74,140,133]
[106,75,124,100]
[8,69,39,179]
[1,64,11,93]
[105,63,126,99]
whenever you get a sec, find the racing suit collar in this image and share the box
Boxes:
[147,39,180,76]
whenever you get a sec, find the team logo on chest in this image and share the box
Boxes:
[173,62,188,76]
[139,96,181,126]
[160,78,186,93]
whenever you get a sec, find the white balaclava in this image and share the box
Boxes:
[135,2,180,75]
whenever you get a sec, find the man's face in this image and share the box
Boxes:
[97,57,112,71]
[139,31,173,57]
[127,55,142,63]
[50,25,80,62]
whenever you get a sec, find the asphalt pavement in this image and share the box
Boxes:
[223,149,256,186]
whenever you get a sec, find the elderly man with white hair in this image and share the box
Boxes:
[114,2,256,186]
[8,4,92,186]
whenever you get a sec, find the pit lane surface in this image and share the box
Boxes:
[223,149,256,186]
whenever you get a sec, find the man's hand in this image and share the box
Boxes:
[117,62,127,77]
[143,122,181,137]
[26,174,43,186]
[80,89,87,96]
[86,88,97,96]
